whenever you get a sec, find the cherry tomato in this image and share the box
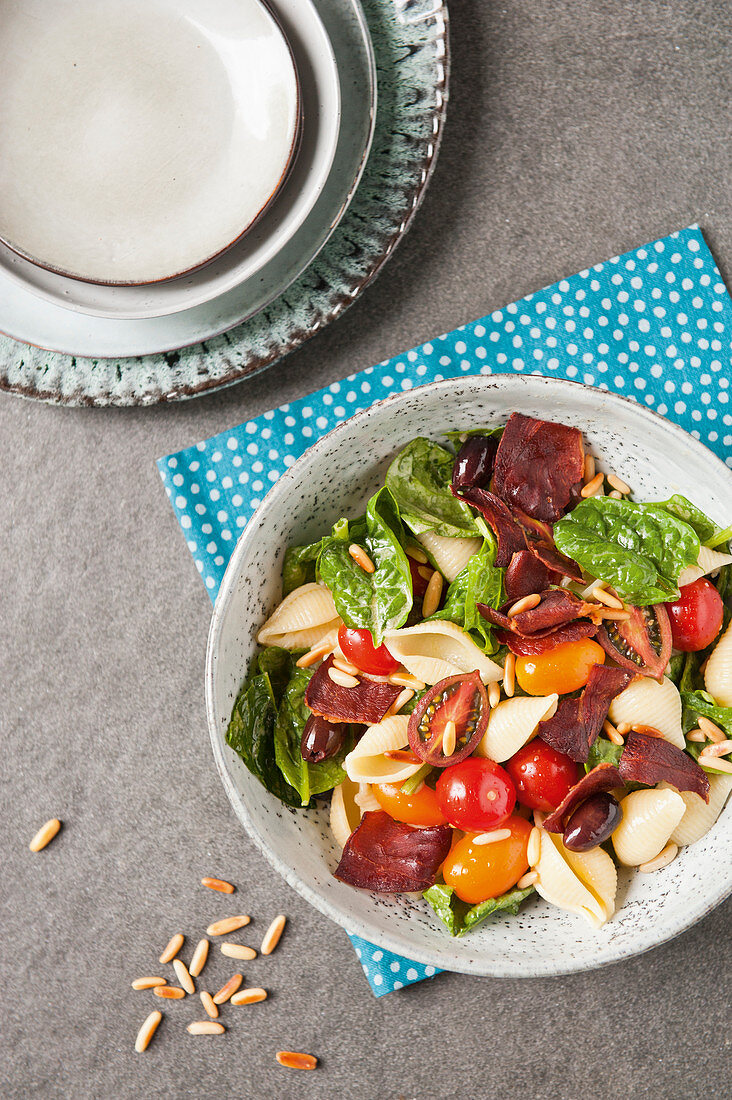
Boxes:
[664,578,724,652]
[373,780,447,827]
[504,741,581,813]
[338,625,400,675]
[408,672,489,767]
[515,638,606,696]
[442,815,532,903]
[435,757,516,832]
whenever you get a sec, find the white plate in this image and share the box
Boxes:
[0,0,302,286]
[0,0,341,317]
[206,375,732,978]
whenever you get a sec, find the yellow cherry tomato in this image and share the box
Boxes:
[515,638,606,696]
[442,815,532,903]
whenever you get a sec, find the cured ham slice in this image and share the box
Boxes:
[492,412,585,522]
[453,486,525,567]
[334,811,453,892]
[543,764,623,833]
[305,656,401,725]
[538,665,634,762]
[619,731,710,802]
[497,620,599,656]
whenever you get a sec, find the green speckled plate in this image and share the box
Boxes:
[0,0,448,406]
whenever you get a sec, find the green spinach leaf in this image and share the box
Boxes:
[585,738,623,770]
[226,674,302,808]
[656,494,719,544]
[385,437,479,538]
[273,668,350,806]
[444,426,504,451]
[423,883,535,937]
[427,537,504,653]
[282,542,322,596]
[554,497,700,605]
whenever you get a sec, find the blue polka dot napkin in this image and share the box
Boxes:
[158,224,731,996]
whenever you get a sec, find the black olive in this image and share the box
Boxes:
[300,714,346,763]
[452,435,498,491]
[563,792,622,852]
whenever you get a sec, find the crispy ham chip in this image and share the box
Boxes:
[479,589,599,636]
[619,732,710,802]
[538,665,634,762]
[504,550,555,602]
[305,657,401,725]
[454,486,526,566]
[543,764,624,833]
[492,412,585,522]
[334,811,453,892]
[497,620,600,656]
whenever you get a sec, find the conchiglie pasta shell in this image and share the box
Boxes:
[665,773,732,847]
[330,777,362,848]
[354,782,381,814]
[562,845,617,923]
[384,621,503,685]
[608,676,684,749]
[677,545,732,587]
[531,831,610,928]
[612,788,686,866]
[704,620,732,707]
[344,716,420,784]
[416,531,482,583]
[257,583,339,649]
[475,695,558,763]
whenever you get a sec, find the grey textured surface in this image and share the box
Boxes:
[1,1,731,1097]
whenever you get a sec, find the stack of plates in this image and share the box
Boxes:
[0,0,449,402]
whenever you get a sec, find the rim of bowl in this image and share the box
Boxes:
[206,373,732,977]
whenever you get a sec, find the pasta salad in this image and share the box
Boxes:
[226,413,732,936]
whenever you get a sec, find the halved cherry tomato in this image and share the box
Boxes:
[373,780,447,827]
[597,602,671,677]
[504,741,581,813]
[442,815,532,903]
[664,578,724,652]
[408,672,489,766]
[338,625,400,675]
[515,637,605,696]
[435,758,516,832]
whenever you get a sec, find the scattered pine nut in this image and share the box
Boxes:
[631,724,665,739]
[417,565,434,582]
[698,756,732,774]
[592,587,624,610]
[221,943,257,961]
[332,656,359,677]
[348,543,375,573]
[200,991,219,1019]
[507,593,542,618]
[638,842,678,873]
[206,916,251,937]
[608,490,622,499]
[159,934,184,964]
[201,877,235,894]
[389,672,426,691]
[442,719,457,757]
[517,870,539,889]
[607,473,631,496]
[422,570,443,618]
[616,722,632,735]
[173,958,195,995]
[327,667,359,689]
[276,1051,318,1071]
[472,829,512,845]
[686,729,706,742]
[386,688,414,717]
[596,608,631,621]
[135,1010,162,1053]
[698,716,726,743]
[583,454,596,484]
[187,1021,225,1036]
[488,681,501,708]
[261,915,287,956]
[212,974,243,1005]
[603,719,625,746]
[29,818,62,853]
[189,939,209,978]
[296,643,331,669]
[527,826,542,865]
[700,739,732,758]
[581,472,604,498]
[231,987,268,1005]
[154,986,186,1000]
[503,653,516,698]
[131,977,166,991]
[406,544,429,564]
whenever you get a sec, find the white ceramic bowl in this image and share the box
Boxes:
[206,375,732,976]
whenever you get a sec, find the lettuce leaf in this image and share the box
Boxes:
[554,497,700,605]
[681,689,732,776]
[423,883,535,936]
[655,494,720,545]
[273,668,349,806]
[426,537,504,653]
[225,672,302,808]
[585,737,623,770]
[385,437,480,538]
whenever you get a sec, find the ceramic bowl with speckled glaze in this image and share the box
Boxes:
[206,375,732,976]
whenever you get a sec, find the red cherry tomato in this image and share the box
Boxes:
[373,781,447,827]
[664,578,724,652]
[515,638,605,696]
[338,625,400,675]
[504,741,581,813]
[435,757,516,832]
[442,815,532,903]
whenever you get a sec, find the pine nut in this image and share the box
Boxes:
[698,716,726,743]
[135,1010,162,1053]
[603,719,625,746]
[581,472,604,498]
[616,722,632,735]
[527,826,542,865]
[507,593,542,618]
[406,545,429,564]
[206,915,251,936]
[296,643,331,669]
[583,454,596,484]
[231,987,268,1005]
[638,842,678,873]
[592,587,624,610]
[632,724,665,739]
[131,977,166,991]
[212,974,243,1004]
[608,490,621,499]
[700,739,732,758]
[261,915,287,956]
[29,818,62,852]
[422,570,443,618]
[159,934,184,964]
[348,544,375,573]
[503,653,516,698]
[187,1021,225,1035]
[418,565,434,582]
[488,681,501,708]
[201,877,235,894]
[472,829,512,845]
[154,986,186,1000]
[186,939,209,978]
[607,474,631,496]
[386,688,414,717]
[389,672,426,691]
[698,756,732,774]
[686,729,706,742]
[276,1051,318,1071]
[333,657,359,677]
[173,958,195,995]
[327,667,359,688]
[442,719,457,756]
[200,991,219,1019]
[517,870,539,889]
[221,943,257,961]
[596,608,631,621]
